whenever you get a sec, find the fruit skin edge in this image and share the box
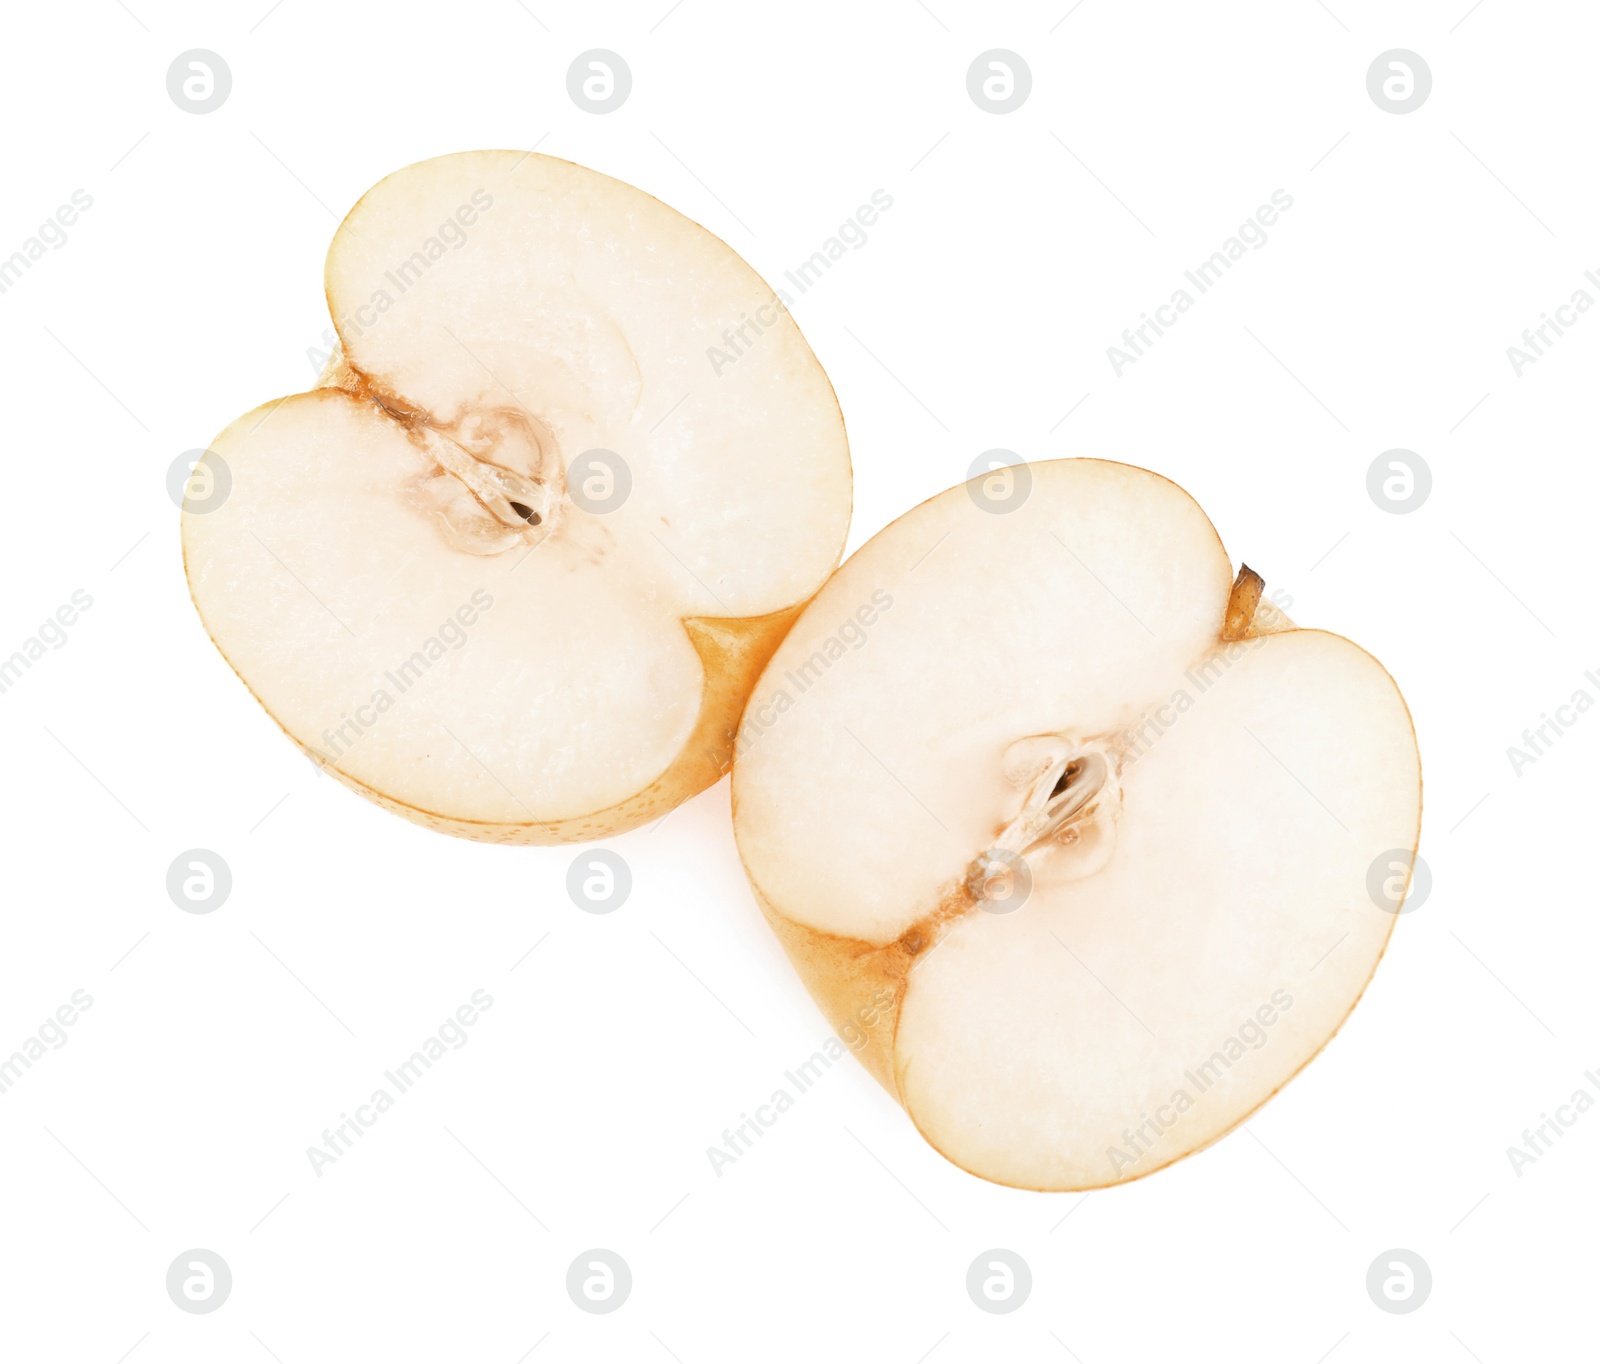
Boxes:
[734,527,1423,1193]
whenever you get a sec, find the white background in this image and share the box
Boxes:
[1,1,1594,1360]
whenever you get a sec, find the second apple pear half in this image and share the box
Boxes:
[732,459,1421,1191]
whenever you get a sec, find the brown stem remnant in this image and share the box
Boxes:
[1222,563,1265,641]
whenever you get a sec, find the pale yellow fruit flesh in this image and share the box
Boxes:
[732,459,1421,1190]
[183,152,850,842]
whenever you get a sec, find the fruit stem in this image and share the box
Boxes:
[1222,564,1265,641]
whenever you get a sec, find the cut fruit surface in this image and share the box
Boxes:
[732,459,1421,1190]
[184,152,851,842]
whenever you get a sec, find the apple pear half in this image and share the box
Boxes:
[732,459,1420,1190]
[183,152,850,842]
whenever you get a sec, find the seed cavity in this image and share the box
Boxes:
[965,735,1123,904]
[410,420,556,555]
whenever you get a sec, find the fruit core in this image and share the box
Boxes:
[965,734,1122,907]
[407,406,563,557]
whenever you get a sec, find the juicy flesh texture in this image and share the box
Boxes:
[183,152,851,839]
[732,459,1421,1190]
